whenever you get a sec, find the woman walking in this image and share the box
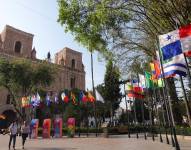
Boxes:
[21,121,30,149]
[8,120,18,150]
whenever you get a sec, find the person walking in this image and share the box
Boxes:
[21,121,30,149]
[8,120,18,150]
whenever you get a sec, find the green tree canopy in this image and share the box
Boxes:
[0,58,55,116]
[104,60,122,118]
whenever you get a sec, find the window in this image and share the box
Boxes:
[70,77,75,89]
[71,59,75,69]
[14,41,22,53]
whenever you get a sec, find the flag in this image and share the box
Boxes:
[87,92,95,102]
[132,79,139,87]
[45,94,51,106]
[163,53,187,77]
[79,91,88,103]
[126,80,144,99]
[54,94,59,104]
[138,74,146,88]
[21,96,30,108]
[150,62,156,80]
[159,23,191,58]
[61,92,69,103]
[153,60,161,79]
[127,93,144,99]
[71,92,77,105]
[125,83,133,91]
[36,92,41,101]
[31,93,40,107]
[179,24,191,56]
[158,78,164,87]
[95,89,104,103]
[145,72,154,88]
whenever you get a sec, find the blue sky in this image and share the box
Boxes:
[0,0,128,108]
[0,0,106,90]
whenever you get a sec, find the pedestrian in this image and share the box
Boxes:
[21,121,30,149]
[8,120,18,150]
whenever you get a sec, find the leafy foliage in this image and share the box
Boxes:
[104,60,122,117]
[0,58,55,115]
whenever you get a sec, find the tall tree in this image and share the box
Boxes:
[104,60,121,124]
[0,58,55,117]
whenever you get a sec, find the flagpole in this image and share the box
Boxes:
[159,88,170,144]
[179,75,191,127]
[153,84,163,143]
[123,82,131,138]
[90,50,98,137]
[157,49,180,150]
[131,76,139,139]
[155,41,175,147]
[137,73,147,140]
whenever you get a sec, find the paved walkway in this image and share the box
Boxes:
[0,134,190,150]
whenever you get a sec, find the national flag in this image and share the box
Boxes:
[31,93,40,107]
[126,79,144,99]
[132,79,139,87]
[127,93,144,99]
[153,60,161,79]
[95,89,104,103]
[45,94,51,106]
[61,92,69,103]
[21,96,30,108]
[125,83,133,91]
[163,53,187,77]
[87,92,95,102]
[71,92,77,105]
[159,24,191,58]
[145,72,154,88]
[54,94,59,104]
[79,91,88,103]
[36,92,41,102]
[158,78,164,87]
[179,24,191,56]
[138,74,146,88]
[150,62,156,80]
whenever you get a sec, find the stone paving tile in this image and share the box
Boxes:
[0,134,189,150]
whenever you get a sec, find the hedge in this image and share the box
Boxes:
[37,126,191,136]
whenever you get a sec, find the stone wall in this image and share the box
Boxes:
[0,25,85,115]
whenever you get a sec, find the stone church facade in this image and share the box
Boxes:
[0,25,85,124]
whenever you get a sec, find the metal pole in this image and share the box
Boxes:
[90,52,98,137]
[133,97,139,138]
[158,50,180,150]
[159,88,170,144]
[124,83,130,138]
[151,95,155,141]
[137,73,146,140]
[141,98,147,140]
[179,75,191,127]
[153,86,163,143]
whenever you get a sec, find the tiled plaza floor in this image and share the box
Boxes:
[0,134,190,150]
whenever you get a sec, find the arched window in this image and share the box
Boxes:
[14,41,22,53]
[71,59,75,69]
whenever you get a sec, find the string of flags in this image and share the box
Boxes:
[21,90,104,108]
[125,23,191,99]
